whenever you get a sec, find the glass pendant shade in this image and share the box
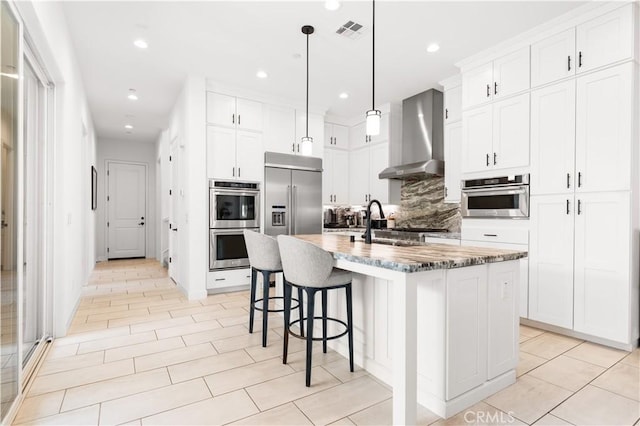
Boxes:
[300,136,313,156]
[366,109,381,136]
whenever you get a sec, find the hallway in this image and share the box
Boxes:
[13,260,639,425]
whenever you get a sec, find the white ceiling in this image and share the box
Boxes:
[63,1,586,143]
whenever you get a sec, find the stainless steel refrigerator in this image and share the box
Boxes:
[264,152,322,237]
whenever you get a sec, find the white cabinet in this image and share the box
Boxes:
[349,147,370,205]
[295,111,324,158]
[576,4,634,74]
[349,114,390,150]
[206,92,262,132]
[444,85,462,123]
[530,80,576,195]
[575,63,632,193]
[531,29,576,87]
[462,47,530,109]
[528,195,575,329]
[207,126,263,181]
[368,143,390,202]
[263,104,295,154]
[444,121,462,203]
[349,142,395,205]
[573,192,630,343]
[323,149,349,205]
[462,93,529,174]
[324,123,349,149]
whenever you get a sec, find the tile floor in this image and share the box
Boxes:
[13,259,640,425]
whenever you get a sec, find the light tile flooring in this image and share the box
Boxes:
[13,259,640,425]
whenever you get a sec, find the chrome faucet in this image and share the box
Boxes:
[364,199,385,244]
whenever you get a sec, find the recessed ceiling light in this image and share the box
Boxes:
[324,0,341,11]
[256,70,268,79]
[339,92,349,99]
[124,124,133,130]
[127,89,138,101]
[133,39,148,49]
[426,43,440,53]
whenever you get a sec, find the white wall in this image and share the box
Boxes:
[95,139,157,261]
[15,1,97,337]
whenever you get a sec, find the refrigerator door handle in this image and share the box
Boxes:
[292,185,297,235]
[287,185,292,235]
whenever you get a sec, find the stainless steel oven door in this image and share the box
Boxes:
[209,228,258,270]
[210,188,260,228]
[461,186,529,218]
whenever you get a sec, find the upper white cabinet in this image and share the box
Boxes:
[263,104,295,154]
[349,114,390,150]
[444,121,462,203]
[530,80,576,195]
[462,47,530,109]
[294,110,324,158]
[207,92,262,132]
[324,123,349,149]
[323,149,349,205]
[462,93,529,174]
[444,85,462,123]
[531,29,576,87]
[207,126,263,181]
[349,142,397,205]
[576,4,634,74]
[575,63,632,193]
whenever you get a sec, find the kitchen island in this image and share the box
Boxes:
[293,234,527,424]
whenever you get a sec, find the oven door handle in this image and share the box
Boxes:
[212,189,260,197]
[462,187,528,196]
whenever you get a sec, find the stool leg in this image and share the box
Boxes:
[298,287,305,338]
[346,283,354,372]
[282,280,292,365]
[261,271,271,347]
[249,268,257,334]
[305,287,316,387]
[322,289,328,354]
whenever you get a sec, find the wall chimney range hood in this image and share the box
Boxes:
[379,89,444,179]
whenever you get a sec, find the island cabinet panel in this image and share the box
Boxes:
[487,262,519,379]
[446,265,488,400]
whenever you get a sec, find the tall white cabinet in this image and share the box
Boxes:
[441,76,463,203]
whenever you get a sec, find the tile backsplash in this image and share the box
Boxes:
[395,175,461,232]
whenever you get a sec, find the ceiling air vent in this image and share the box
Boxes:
[336,21,367,40]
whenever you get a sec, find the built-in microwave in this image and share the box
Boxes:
[461,174,529,218]
[209,180,260,229]
[209,228,258,270]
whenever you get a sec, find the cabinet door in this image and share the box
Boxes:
[349,121,367,150]
[332,124,349,149]
[236,98,262,132]
[528,195,575,329]
[575,63,632,192]
[444,122,462,203]
[295,111,324,158]
[462,62,493,109]
[492,93,529,170]
[207,126,236,179]
[369,142,389,203]
[531,28,576,87]
[493,47,530,99]
[531,81,575,195]
[332,150,350,204]
[369,113,390,144]
[444,85,462,123]
[263,104,296,155]
[446,265,487,400]
[574,192,630,343]
[462,104,493,174]
[206,92,236,128]
[236,131,263,182]
[349,146,369,205]
[488,261,519,379]
[576,4,634,73]
[322,149,334,204]
[324,123,333,147]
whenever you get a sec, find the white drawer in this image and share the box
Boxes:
[461,219,529,245]
[207,268,252,290]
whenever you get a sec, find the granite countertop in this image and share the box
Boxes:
[295,234,527,273]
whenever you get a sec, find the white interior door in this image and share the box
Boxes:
[107,162,146,259]
[168,138,181,282]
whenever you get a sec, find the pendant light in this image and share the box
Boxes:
[300,25,315,156]
[365,0,381,136]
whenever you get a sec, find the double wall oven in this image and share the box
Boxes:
[209,180,259,270]
[461,174,529,218]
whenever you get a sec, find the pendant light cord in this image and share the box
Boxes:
[306,31,310,138]
[372,0,375,110]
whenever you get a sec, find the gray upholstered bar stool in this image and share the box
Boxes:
[277,235,354,387]
[243,230,304,347]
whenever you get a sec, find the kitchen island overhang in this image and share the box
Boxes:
[293,234,528,425]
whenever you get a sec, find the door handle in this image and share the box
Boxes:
[486,153,490,167]
[566,173,570,189]
[486,84,490,98]
[172,227,178,232]
[292,185,297,235]
[578,172,582,188]
[577,199,582,215]
[493,152,497,165]
[232,114,235,124]
[494,82,498,95]
[287,185,292,235]
[566,199,570,215]
[138,222,145,226]
[578,51,583,68]
[238,115,241,125]
[567,55,571,71]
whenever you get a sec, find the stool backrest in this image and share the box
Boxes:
[243,230,282,271]
[277,235,334,288]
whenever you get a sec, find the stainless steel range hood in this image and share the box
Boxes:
[379,89,444,179]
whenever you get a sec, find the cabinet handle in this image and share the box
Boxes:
[292,143,295,152]
[567,55,572,71]
[297,144,300,152]
[486,84,490,98]
[578,51,583,68]
[577,199,582,215]
[578,172,582,188]
[483,233,498,237]
[238,115,241,125]
[215,278,226,281]
[232,114,235,124]
[232,167,235,177]
[445,109,449,120]
[493,152,497,165]
[566,173,570,189]
[445,187,448,197]
[494,82,498,95]
[486,153,490,167]
[566,199,570,215]
[238,167,241,177]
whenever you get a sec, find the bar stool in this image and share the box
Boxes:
[243,230,304,347]
[277,235,354,387]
